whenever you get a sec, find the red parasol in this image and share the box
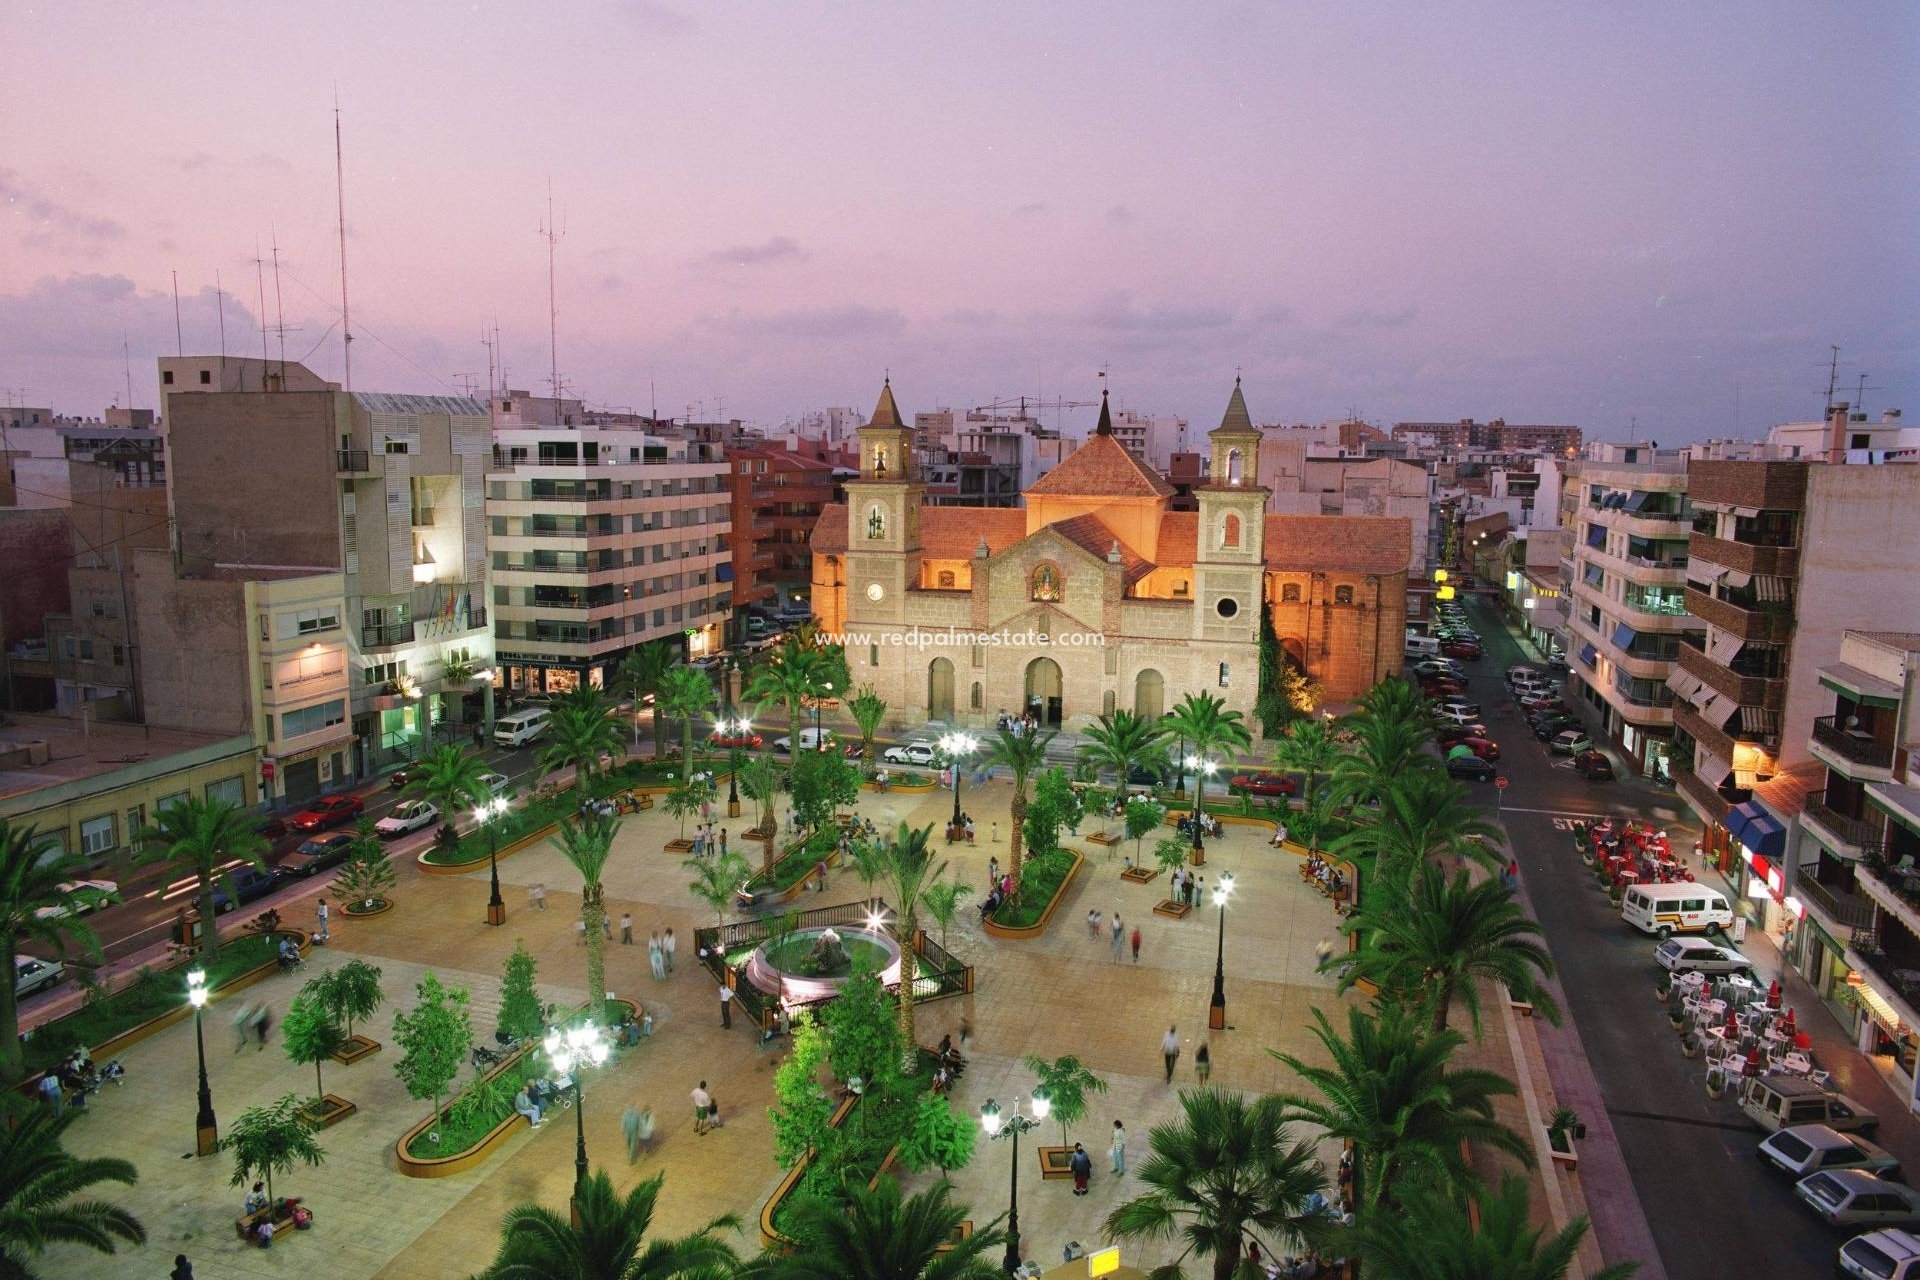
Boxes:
[1724,1006,1740,1039]
[1745,1043,1765,1076]
[1767,979,1782,1009]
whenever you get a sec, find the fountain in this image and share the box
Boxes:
[743,924,902,1001]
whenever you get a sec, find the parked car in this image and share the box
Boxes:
[1436,705,1484,726]
[1506,664,1541,682]
[1546,652,1570,671]
[375,800,441,838]
[1441,642,1484,660]
[1550,730,1594,755]
[882,741,939,767]
[1421,680,1467,699]
[1572,750,1615,780]
[287,794,365,833]
[1743,1074,1880,1136]
[211,866,280,913]
[1839,1229,1920,1280]
[709,727,763,750]
[1797,1170,1920,1228]
[1760,1125,1901,1181]
[1436,725,1482,747]
[773,728,837,753]
[477,772,512,797]
[1531,717,1579,741]
[255,816,288,842]
[276,832,357,879]
[1446,754,1498,782]
[33,879,120,921]
[1414,659,1463,679]
[14,955,64,998]
[387,766,420,791]
[1230,772,1299,797]
[1654,936,1753,977]
[1456,736,1501,761]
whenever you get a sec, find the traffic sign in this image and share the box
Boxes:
[1495,776,1510,790]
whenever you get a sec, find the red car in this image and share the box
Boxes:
[1230,772,1298,797]
[1441,642,1483,660]
[1520,694,1570,715]
[709,729,763,750]
[287,794,365,833]
[1435,725,1479,746]
[1422,680,1466,698]
[1457,736,1501,761]
[1572,750,1614,780]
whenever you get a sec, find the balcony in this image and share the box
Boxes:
[1858,854,1920,944]
[335,449,377,475]
[1681,586,1793,644]
[1794,869,1878,931]
[1673,765,1732,825]
[1811,715,1896,775]
[361,621,416,649]
[1674,643,1785,712]
[1673,703,1736,766]
[1844,944,1920,1030]
[1802,791,1887,858]
[1688,532,1800,579]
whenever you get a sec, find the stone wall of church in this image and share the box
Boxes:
[1264,571,1406,702]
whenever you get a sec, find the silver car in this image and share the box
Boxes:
[1799,1170,1920,1228]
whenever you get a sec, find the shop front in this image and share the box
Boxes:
[1728,800,1791,943]
[1799,916,1863,1037]
[1844,964,1920,1113]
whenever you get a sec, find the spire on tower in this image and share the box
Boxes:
[1095,387,1112,436]
[869,376,904,428]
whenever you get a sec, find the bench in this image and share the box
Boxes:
[234,1200,306,1243]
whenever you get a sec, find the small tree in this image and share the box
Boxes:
[739,754,779,838]
[664,780,707,840]
[1023,1053,1107,1151]
[283,987,346,1102]
[1126,797,1166,863]
[822,958,902,1095]
[1154,833,1192,882]
[335,819,397,909]
[316,958,384,1044]
[498,941,543,1042]
[222,1094,324,1205]
[685,849,752,930]
[1033,768,1084,840]
[920,876,973,952]
[790,749,858,835]
[392,972,473,1135]
[769,1015,833,1168]
[900,1093,977,1181]
[847,685,888,767]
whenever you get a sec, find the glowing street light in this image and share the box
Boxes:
[188,968,218,1155]
[980,1087,1051,1272]
[1208,871,1237,1030]
[544,1023,610,1217]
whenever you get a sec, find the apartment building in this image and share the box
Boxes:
[1558,442,1698,779]
[488,420,731,695]
[728,446,838,618]
[165,367,495,777]
[40,459,171,718]
[1393,417,1581,453]
[926,407,1078,507]
[1107,408,1190,472]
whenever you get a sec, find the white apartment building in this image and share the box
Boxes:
[1107,408,1190,472]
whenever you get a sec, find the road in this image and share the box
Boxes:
[1449,592,1908,1279]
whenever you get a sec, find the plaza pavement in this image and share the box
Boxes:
[44,767,1563,1279]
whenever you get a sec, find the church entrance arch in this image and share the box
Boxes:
[1134,668,1165,721]
[1024,656,1064,728]
[928,658,955,721]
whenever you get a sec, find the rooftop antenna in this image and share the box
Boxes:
[1855,373,1882,418]
[269,228,293,376]
[1824,345,1842,410]
[539,179,565,402]
[482,325,497,401]
[122,335,134,409]
[214,268,227,359]
[333,98,354,392]
[171,270,184,356]
[650,379,656,422]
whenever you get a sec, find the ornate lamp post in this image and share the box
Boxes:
[812,682,834,750]
[476,795,510,926]
[725,717,747,818]
[980,1089,1050,1274]
[1208,870,1236,1031]
[1185,754,1217,864]
[188,968,218,1155]
[938,730,978,832]
[544,1023,610,1224]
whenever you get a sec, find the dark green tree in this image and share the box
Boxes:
[498,940,544,1042]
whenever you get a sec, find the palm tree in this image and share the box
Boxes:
[403,743,488,840]
[539,692,627,799]
[880,822,943,1072]
[920,875,972,953]
[847,685,889,767]
[1329,715,1435,813]
[1273,1003,1529,1210]
[611,641,674,755]
[1268,717,1340,823]
[551,815,620,1023]
[480,1167,738,1280]
[1163,692,1253,838]
[978,726,1053,888]
[0,821,109,1085]
[1332,768,1505,901]
[685,849,752,931]
[1104,1089,1331,1280]
[0,1110,145,1277]
[739,755,780,840]
[1330,863,1561,1036]
[657,665,716,783]
[133,796,268,961]
[1076,709,1167,788]
[758,1175,1005,1280]
[744,642,834,779]
[1346,1174,1639,1280]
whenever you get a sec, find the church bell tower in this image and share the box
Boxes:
[844,377,922,622]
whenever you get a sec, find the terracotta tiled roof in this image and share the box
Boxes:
[1050,514,1153,583]
[1156,512,1199,567]
[809,504,1026,557]
[1025,433,1176,499]
[868,379,904,428]
[1263,515,1411,574]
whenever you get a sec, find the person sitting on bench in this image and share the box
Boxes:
[513,1084,544,1127]
[277,940,300,970]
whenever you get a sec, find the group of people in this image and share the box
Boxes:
[1175,811,1223,840]
[944,811,976,845]
[930,1033,968,1094]
[36,1048,109,1116]
[977,869,1016,921]
[1300,852,1348,902]
[1085,908,1142,962]
[511,1072,577,1127]
[641,927,677,980]
[688,823,727,858]
[1169,865,1207,909]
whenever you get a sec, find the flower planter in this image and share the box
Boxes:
[235,1199,309,1243]
[299,1093,357,1130]
[1036,1144,1076,1180]
[330,1035,382,1066]
[982,849,1085,940]
[665,837,695,853]
[1547,1130,1578,1169]
[1679,1038,1700,1059]
[1086,830,1119,846]
[1120,865,1158,884]
[342,898,392,918]
[1153,899,1193,920]
[759,1093,861,1247]
[418,820,559,874]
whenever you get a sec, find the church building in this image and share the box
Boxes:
[809,379,1410,737]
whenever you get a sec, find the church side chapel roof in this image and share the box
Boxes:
[1024,391,1177,499]
[1048,513,1155,584]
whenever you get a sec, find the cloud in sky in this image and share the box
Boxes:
[0,170,126,250]
[707,303,906,341]
[698,235,807,268]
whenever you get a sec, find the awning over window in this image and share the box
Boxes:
[1726,802,1787,859]
[1586,524,1607,549]
[1708,630,1744,665]
[1624,491,1652,512]
[1820,664,1904,708]
[1685,558,1728,588]
[1703,692,1739,728]
[1755,576,1793,603]
[1697,752,1732,787]
[1584,563,1605,586]
[1667,669,1704,704]
[1579,643,1598,667]
[1612,622,1639,651]
[1739,706,1780,737]
[1722,567,1753,590]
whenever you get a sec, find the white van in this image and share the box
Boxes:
[1620,881,1734,937]
[493,708,551,749]
[1404,635,1441,659]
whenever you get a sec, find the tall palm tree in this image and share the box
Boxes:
[0,1110,145,1278]
[1332,768,1505,901]
[403,743,488,840]
[1328,716,1435,813]
[880,822,943,1072]
[1104,1089,1331,1280]
[133,796,268,962]
[0,821,108,1085]
[551,815,619,1023]
[685,849,752,931]
[1163,692,1253,836]
[978,726,1053,888]
[745,643,833,780]
[612,641,674,755]
[1268,717,1340,826]
[480,1168,738,1280]
[1076,709,1167,788]
[1330,863,1561,1036]
[847,685,889,767]
[540,692,627,799]
[1273,1003,1529,1210]
[757,1175,1005,1280]
[1346,1174,1639,1280]
[657,665,716,783]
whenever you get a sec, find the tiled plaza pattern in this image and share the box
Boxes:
[42,774,1570,1278]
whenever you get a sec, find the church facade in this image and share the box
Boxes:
[810,380,1410,737]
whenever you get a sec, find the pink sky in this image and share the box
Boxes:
[2,1,1914,439]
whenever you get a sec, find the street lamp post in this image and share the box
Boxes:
[980,1090,1050,1274]
[188,968,218,1155]
[544,1023,610,1224]
[939,731,977,833]
[1185,754,1216,864]
[812,682,834,751]
[477,795,510,926]
[725,717,747,818]
[1208,871,1236,1031]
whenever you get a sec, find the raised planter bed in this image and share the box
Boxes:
[299,1093,357,1130]
[341,898,392,917]
[1036,1143,1076,1180]
[330,1035,381,1066]
[983,848,1085,940]
[1153,899,1192,920]
[759,1093,859,1247]
[418,821,558,875]
[1120,865,1158,884]
[665,837,696,853]
[1086,830,1119,846]
[235,1200,307,1243]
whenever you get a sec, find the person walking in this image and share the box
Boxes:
[1161,1025,1181,1083]
[648,933,665,980]
[988,855,1000,887]
[620,912,633,944]
[1130,925,1142,963]
[231,1001,256,1054]
[719,983,733,1028]
[719,827,728,857]
[1195,1042,1212,1086]
[172,1254,195,1280]
[602,911,614,940]
[533,883,547,911]
[622,1104,649,1162]
[691,1081,713,1136]
[315,896,330,943]
[1110,911,1125,960]
[663,927,676,973]
[1069,1142,1092,1195]
[37,1070,62,1118]
[1087,908,1101,941]
[1109,1120,1128,1175]
[251,1003,273,1050]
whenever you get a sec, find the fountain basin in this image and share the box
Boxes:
[742,926,902,1001]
